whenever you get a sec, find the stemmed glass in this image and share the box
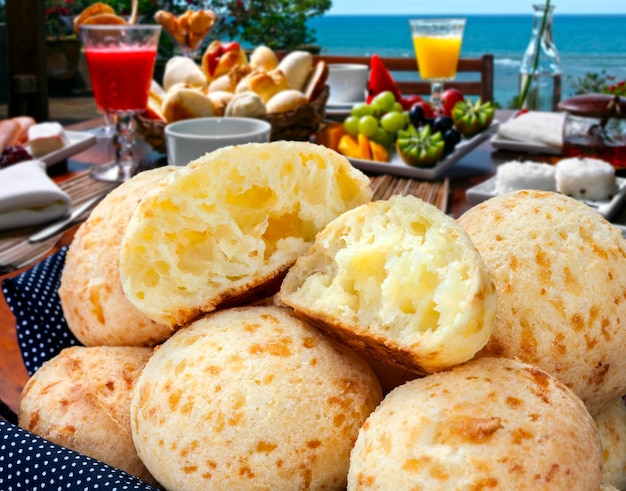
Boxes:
[81,24,161,182]
[156,10,216,59]
[409,18,466,110]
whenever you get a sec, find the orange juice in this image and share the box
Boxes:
[413,36,463,80]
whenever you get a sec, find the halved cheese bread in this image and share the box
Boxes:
[119,141,373,328]
[278,194,497,374]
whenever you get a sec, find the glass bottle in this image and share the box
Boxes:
[519,3,562,111]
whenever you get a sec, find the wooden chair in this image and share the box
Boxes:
[313,54,494,103]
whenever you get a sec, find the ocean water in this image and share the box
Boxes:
[307,14,626,107]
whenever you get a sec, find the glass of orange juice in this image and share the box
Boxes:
[409,18,466,109]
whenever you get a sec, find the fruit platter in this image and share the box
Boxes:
[317,87,498,179]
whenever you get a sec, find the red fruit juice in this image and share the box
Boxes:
[85,46,157,112]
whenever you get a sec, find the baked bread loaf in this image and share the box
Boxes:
[59,166,176,346]
[119,141,373,328]
[131,305,382,491]
[249,45,279,71]
[278,50,313,91]
[224,91,267,117]
[594,397,626,489]
[244,68,291,103]
[348,356,603,490]
[201,40,248,81]
[162,55,207,91]
[266,88,308,113]
[19,346,157,486]
[304,60,330,102]
[162,86,216,122]
[206,89,234,116]
[278,194,497,374]
[458,190,626,416]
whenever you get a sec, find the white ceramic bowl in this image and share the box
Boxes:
[327,63,369,105]
[164,117,272,166]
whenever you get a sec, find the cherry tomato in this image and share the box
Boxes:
[440,89,465,117]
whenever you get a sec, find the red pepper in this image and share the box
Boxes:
[206,41,241,77]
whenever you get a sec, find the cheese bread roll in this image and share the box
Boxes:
[348,356,603,491]
[59,166,176,346]
[459,190,626,416]
[278,194,497,374]
[594,397,626,490]
[131,305,382,491]
[119,141,372,327]
[19,346,158,486]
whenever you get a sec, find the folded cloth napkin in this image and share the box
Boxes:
[497,111,566,149]
[0,160,71,231]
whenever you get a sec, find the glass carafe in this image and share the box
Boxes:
[519,3,562,111]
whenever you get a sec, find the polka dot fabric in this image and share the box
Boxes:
[0,420,159,491]
[1,250,160,489]
[1,248,81,376]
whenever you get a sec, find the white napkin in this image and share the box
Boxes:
[497,111,566,149]
[0,160,71,231]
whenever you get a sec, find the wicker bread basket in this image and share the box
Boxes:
[135,85,330,154]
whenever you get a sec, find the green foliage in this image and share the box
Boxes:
[566,71,626,97]
[565,70,609,95]
[206,0,331,50]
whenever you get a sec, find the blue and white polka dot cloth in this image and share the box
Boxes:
[0,420,158,491]
[0,249,158,490]
[2,248,79,376]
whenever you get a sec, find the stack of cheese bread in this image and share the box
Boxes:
[145,42,329,124]
[15,141,626,490]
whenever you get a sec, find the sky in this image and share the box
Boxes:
[327,0,626,15]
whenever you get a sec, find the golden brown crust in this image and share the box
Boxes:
[59,167,176,347]
[304,60,329,102]
[131,305,382,490]
[459,190,626,416]
[19,346,158,486]
[348,357,603,490]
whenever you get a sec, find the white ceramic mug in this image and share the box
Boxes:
[327,63,369,105]
[165,117,272,166]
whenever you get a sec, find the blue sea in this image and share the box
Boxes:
[307,14,626,107]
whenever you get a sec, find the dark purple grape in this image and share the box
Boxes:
[0,145,32,168]
[444,128,462,146]
[443,128,462,155]
[408,103,425,126]
[433,115,454,134]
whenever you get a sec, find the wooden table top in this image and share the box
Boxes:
[0,110,559,415]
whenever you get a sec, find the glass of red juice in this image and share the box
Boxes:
[81,24,161,182]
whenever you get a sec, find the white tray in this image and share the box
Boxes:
[466,176,626,220]
[26,131,97,167]
[348,121,499,180]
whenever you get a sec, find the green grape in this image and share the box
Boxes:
[343,116,360,136]
[351,103,374,118]
[402,110,411,127]
[370,91,396,113]
[380,112,407,133]
[358,115,379,138]
[391,102,404,113]
[372,127,395,148]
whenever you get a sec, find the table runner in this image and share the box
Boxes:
[0,169,449,273]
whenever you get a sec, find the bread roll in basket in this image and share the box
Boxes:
[136,85,329,154]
